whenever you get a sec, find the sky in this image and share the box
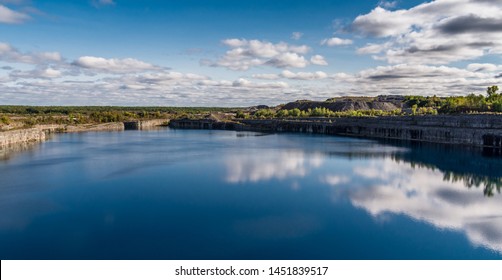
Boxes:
[0,0,502,106]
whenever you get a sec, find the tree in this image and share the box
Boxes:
[487,85,499,97]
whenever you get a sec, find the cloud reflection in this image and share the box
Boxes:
[348,158,502,253]
[225,150,323,183]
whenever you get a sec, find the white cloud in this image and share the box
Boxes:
[207,38,316,70]
[356,43,390,54]
[232,78,288,89]
[378,1,397,9]
[252,73,280,80]
[73,56,159,73]
[265,52,309,68]
[467,63,502,72]
[331,63,501,96]
[281,70,328,80]
[321,37,353,46]
[291,32,303,40]
[0,4,29,23]
[310,55,328,66]
[0,42,62,64]
[351,0,502,64]
[252,70,329,81]
[10,67,62,79]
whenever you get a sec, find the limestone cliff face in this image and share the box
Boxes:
[0,119,169,147]
[0,128,47,146]
[170,115,502,148]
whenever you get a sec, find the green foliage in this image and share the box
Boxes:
[439,86,501,113]
[289,108,302,117]
[235,110,246,119]
[254,109,275,119]
[487,85,499,97]
[0,115,11,125]
[275,109,289,118]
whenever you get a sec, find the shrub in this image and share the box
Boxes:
[0,115,11,125]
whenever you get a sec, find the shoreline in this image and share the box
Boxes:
[2,115,502,151]
[0,119,168,147]
[169,114,502,150]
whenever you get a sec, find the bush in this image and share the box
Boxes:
[0,115,11,125]
[235,110,246,118]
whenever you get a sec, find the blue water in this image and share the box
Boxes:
[0,128,501,259]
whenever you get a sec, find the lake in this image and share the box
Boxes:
[1,128,501,259]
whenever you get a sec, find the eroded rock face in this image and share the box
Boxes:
[0,128,46,146]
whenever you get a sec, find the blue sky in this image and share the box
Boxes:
[1,0,501,106]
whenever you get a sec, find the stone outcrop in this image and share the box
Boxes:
[281,96,404,112]
[0,119,169,147]
[0,128,47,146]
[124,119,168,130]
[65,122,125,132]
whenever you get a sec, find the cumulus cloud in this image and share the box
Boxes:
[10,67,62,79]
[321,37,353,46]
[252,70,328,81]
[378,1,398,9]
[0,4,29,23]
[281,70,328,80]
[205,38,318,70]
[310,55,328,66]
[467,63,502,72]
[352,0,502,64]
[72,56,160,73]
[265,52,309,68]
[356,43,391,55]
[0,42,61,64]
[232,78,288,89]
[291,32,303,40]
[252,73,280,80]
[332,63,501,96]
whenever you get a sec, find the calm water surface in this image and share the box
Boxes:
[1,128,501,259]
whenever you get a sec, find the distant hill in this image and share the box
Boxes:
[279,95,406,112]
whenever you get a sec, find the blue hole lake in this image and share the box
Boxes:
[1,128,501,259]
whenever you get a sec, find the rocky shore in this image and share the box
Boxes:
[169,115,502,149]
[0,119,169,148]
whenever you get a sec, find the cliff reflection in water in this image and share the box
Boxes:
[0,142,41,162]
[224,140,502,253]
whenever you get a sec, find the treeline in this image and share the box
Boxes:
[245,107,406,119]
[0,105,235,115]
[406,85,502,114]
[0,106,237,127]
[245,85,501,119]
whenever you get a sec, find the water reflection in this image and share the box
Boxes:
[0,142,41,161]
[225,150,323,183]
[2,130,501,258]
[223,139,502,253]
[347,158,502,253]
[444,172,502,197]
